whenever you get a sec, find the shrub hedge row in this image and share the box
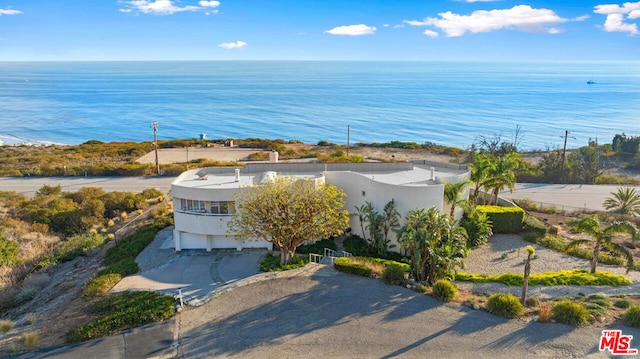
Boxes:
[476,205,525,233]
[334,257,373,277]
[455,269,630,287]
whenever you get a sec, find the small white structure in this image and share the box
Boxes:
[171,160,470,252]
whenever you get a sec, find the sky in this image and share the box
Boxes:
[0,0,639,61]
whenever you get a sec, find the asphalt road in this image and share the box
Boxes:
[0,176,175,197]
[15,267,631,358]
[0,175,627,212]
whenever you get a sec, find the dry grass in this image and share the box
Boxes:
[538,304,553,323]
[349,257,386,277]
[21,333,38,346]
[0,319,13,333]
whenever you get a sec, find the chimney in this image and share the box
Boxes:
[430,167,435,181]
[235,168,240,182]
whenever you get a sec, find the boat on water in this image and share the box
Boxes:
[587,80,596,84]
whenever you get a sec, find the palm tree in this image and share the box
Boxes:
[444,180,471,219]
[603,187,640,217]
[469,154,495,205]
[565,215,639,273]
[484,152,521,205]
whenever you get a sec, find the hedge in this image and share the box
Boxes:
[334,257,373,277]
[476,205,525,233]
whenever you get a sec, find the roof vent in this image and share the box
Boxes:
[235,169,240,182]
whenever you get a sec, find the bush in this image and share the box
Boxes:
[476,205,525,233]
[0,235,20,266]
[414,284,428,293]
[0,319,13,333]
[259,253,308,272]
[487,293,524,318]
[552,300,590,326]
[296,238,337,255]
[538,303,553,323]
[83,273,122,298]
[585,303,607,316]
[614,299,632,309]
[522,215,547,236]
[343,235,370,256]
[334,257,373,277]
[432,279,457,302]
[21,332,38,346]
[455,269,630,287]
[66,291,175,343]
[381,264,406,285]
[623,306,640,328]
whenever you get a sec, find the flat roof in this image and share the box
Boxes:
[172,161,466,189]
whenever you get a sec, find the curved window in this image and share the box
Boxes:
[178,198,235,215]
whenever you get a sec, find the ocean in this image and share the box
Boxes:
[0,61,638,150]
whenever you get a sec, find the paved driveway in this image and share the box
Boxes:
[175,266,626,358]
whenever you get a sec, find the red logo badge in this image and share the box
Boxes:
[600,330,638,355]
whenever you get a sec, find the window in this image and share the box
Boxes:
[180,199,206,213]
[211,201,235,215]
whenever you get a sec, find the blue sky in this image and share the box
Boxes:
[1,0,639,61]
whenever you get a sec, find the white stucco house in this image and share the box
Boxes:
[171,160,470,252]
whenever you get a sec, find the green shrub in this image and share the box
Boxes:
[522,215,547,236]
[414,284,428,293]
[587,293,610,308]
[296,238,337,255]
[460,211,493,247]
[334,257,373,277]
[381,264,406,285]
[83,273,122,298]
[66,291,175,343]
[56,234,105,262]
[552,300,590,326]
[0,235,20,266]
[343,235,370,256]
[13,287,37,306]
[259,253,308,272]
[585,303,607,316]
[476,205,525,233]
[455,269,630,287]
[432,279,457,302]
[614,299,632,309]
[623,306,640,328]
[487,293,524,318]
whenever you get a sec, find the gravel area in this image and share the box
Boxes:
[457,234,640,298]
[135,226,178,272]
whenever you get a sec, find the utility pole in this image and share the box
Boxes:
[347,125,350,157]
[559,130,569,184]
[152,122,160,175]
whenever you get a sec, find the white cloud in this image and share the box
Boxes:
[119,0,218,15]
[218,41,247,49]
[325,24,376,36]
[0,8,22,16]
[594,1,640,35]
[199,0,220,7]
[406,5,575,37]
[424,29,439,38]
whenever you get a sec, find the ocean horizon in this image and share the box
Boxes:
[1,60,638,151]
